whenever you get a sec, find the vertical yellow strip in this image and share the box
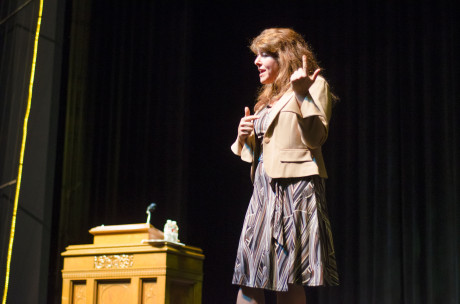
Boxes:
[2,0,44,303]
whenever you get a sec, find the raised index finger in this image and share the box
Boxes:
[302,55,307,73]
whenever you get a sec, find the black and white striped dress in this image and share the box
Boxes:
[232,106,339,291]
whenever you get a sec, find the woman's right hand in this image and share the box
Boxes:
[237,107,259,146]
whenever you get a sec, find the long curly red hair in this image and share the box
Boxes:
[250,28,321,112]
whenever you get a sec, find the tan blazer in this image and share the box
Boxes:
[231,75,332,180]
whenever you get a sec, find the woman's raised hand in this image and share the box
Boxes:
[237,107,259,145]
[290,55,321,99]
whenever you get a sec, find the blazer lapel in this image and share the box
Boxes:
[266,90,295,129]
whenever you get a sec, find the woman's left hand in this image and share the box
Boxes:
[290,55,321,100]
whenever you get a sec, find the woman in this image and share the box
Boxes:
[231,28,339,304]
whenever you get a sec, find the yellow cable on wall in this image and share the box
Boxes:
[2,0,44,303]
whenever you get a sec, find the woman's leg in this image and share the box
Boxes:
[276,284,306,304]
[237,286,265,304]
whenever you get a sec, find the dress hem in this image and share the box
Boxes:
[231,280,339,292]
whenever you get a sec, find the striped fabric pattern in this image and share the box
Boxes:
[232,106,339,291]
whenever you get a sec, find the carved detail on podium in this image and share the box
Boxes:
[94,254,134,269]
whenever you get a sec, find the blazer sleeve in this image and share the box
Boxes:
[231,132,256,163]
[298,76,332,149]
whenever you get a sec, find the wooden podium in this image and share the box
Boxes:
[61,223,204,304]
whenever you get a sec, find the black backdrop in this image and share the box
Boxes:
[50,1,459,303]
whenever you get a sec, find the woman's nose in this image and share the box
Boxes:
[254,55,261,66]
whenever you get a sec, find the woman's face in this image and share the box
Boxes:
[254,52,279,84]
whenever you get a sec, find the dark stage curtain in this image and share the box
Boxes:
[53,1,459,304]
[56,0,191,244]
[318,2,460,304]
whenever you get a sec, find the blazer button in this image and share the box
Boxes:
[263,137,270,144]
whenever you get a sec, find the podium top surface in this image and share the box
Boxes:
[62,223,203,259]
[89,223,152,235]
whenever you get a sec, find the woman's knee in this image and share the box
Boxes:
[237,286,265,304]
